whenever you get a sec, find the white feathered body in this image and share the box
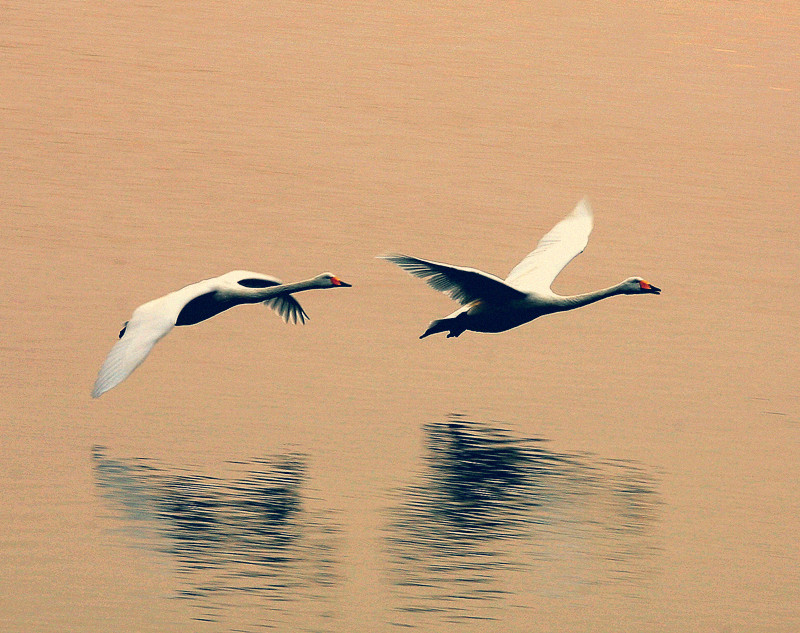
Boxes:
[381,198,660,338]
[92,270,349,398]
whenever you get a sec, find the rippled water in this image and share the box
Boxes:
[386,417,659,625]
[93,449,340,631]
[93,416,660,630]
[4,2,799,632]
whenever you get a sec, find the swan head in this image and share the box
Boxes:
[621,277,661,295]
[315,272,352,288]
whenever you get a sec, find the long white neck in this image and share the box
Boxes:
[225,277,326,304]
[551,281,629,311]
[258,277,324,298]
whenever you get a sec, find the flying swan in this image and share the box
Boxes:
[92,270,351,398]
[380,198,659,339]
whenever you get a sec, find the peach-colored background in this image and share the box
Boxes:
[2,2,798,632]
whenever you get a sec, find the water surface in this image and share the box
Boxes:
[2,2,799,632]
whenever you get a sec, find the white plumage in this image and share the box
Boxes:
[92,270,350,398]
[381,198,660,338]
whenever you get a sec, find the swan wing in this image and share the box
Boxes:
[380,253,526,305]
[218,270,307,323]
[219,270,283,287]
[91,305,176,398]
[263,295,309,324]
[505,197,594,293]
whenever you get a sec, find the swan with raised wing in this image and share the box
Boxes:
[380,198,659,339]
[92,270,351,397]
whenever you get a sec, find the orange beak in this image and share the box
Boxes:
[639,280,661,294]
[331,277,352,287]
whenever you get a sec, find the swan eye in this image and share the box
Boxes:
[238,278,278,288]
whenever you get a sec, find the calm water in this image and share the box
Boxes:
[93,448,340,631]
[92,416,660,630]
[385,417,660,626]
[3,2,799,632]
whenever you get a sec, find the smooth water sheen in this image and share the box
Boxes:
[2,3,798,632]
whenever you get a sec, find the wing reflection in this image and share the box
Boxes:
[92,447,339,629]
[386,415,660,623]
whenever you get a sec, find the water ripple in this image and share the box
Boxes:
[92,447,340,631]
[385,415,661,625]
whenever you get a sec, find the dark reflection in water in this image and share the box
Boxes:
[92,447,339,631]
[386,416,661,625]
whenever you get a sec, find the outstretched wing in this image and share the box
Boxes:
[92,308,175,398]
[380,253,526,305]
[229,272,308,324]
[263,295,309,324]
[505,197,594,293]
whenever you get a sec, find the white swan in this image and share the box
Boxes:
[380,198,660,339]
[92,270,351,398]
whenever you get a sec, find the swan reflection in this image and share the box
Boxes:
[386,416,660,623]
[92,447,339,629]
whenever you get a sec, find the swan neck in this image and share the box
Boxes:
[557,283,626,310]
[256,278,321,299]
[276,278,319,293]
